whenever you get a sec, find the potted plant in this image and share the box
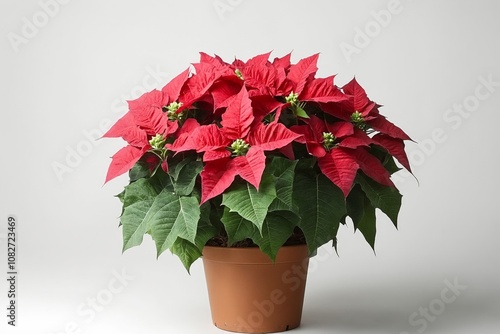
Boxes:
[103,52,412,333]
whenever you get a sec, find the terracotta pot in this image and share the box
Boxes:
[202,245,309,333]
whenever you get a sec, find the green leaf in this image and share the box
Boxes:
[357,196,376,251]
[171,160,203,196]
[251,211,300,261]
[129,159,152,182]
[171,237,202,274]
[347,185,376,250]
[294,174,347,254]
[171,219,218,273]
[295,157,317,172]
[169,196,201,244]
[221,208,255,245]
[295,105,310,118]
[168,158,190,180]
[116,189,125,204]
[199,200,211,224]
[121,178,170,251]
[222,172,276,232]
[346,185,364,225]
[119,170,174,245]
[149,195,201,257]
[121,166,199,257]
[149,169,175,193]
[193,220,219,251]
[221,209,300,261]
[370,145,401,175]
[208,195,225,232]
[267,157,298,213]
[356,174,402,228]
[174,161,203,196]
[116,189,126,222]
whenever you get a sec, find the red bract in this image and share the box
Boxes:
[292,115,388,196]
[104,145,150,183]
[372,133,412,172]
[299,76,347,104]
[105,51,413,200]
[342,77,378,118]
[128,90,178,136]
[284,53,319,95]
[173,86,301,203]
[323,78,411,141]
[103,85,186,182]
[161,68,190,108]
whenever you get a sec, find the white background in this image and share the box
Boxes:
[1,0,499,333]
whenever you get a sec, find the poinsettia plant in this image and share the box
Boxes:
[104,52,412,271]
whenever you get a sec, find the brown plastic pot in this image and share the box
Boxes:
[202,245,309,333]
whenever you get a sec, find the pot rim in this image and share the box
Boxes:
[202,244,309,265]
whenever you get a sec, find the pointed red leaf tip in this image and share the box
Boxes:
[200,158,238,204]
[286,53,320,95]
[342,77,377,115]
[102,113,134,138]
[300,76,348,103]
[369,116,412,141]
[161,68,189,102]
[290,115,327,158]
[127,89,174,136]
[337,129,374,149]
[372,134,412,172]
[245,51,272,67]
[354,147,394,187]
[250,95,284,124]
[200,148,267,204]
[177,118,200,136]
[220,86,254,140]
[279,143,295,160]
[233,147,266,190]
[105,145,149,183]
[169,118,201,154]
[241,64,278,96]
[272,52,292,70]
[180,62,223,107]
[211,79,244,111]
[232,57,245,69]
[303,114,327,137]
[193,124,231,155]
[199,52,227,67]
[326,121,354,138]
[271,53,290,93]
[248,122,302,152]
[101,113,149,148]
[318,148,359,197]
[319,99,354,122]
[160,159,169,173]
[203,150,232,162]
